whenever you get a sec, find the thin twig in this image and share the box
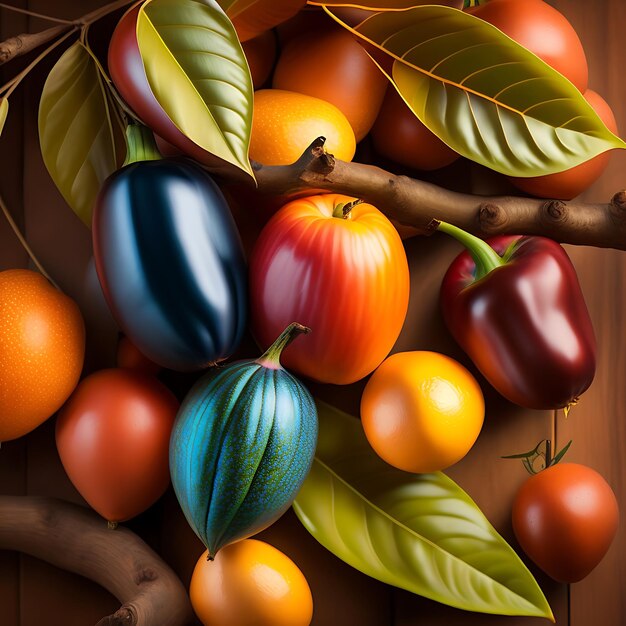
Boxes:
[0,193,59,290]
[0,2,75,25]
[1,27,77,97]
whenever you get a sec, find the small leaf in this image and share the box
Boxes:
[293,401,554,620]
[309,0,462,9]
[323,5,626,177]
[136,0,254,178]
[38,42,119,226]
[549,440,573,467]
[0,98,8,137]
[502,439,546,460]
[221,0,305,41]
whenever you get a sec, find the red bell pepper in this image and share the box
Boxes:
[438,222,596,410]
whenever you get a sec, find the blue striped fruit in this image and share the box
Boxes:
[170,323,318,558]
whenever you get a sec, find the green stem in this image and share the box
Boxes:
[436,221,504,280]
[257,323,310,368]
[332,198,362,219]
[123,124,162,166]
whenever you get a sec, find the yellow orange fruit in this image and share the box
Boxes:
[361,351,484,473]
[272,25,388,141]
[0,269,85,442]
[190,539,313,626]
[250,89,356,165]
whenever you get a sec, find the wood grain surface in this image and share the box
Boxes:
[0,1,624,624]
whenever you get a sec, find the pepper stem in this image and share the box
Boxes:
[123,124,162,166]
[257,323,311,368]
[332,198,363,219]
[436,220,505,280]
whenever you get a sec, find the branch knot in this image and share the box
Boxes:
[542,200,567,223]
[478,203,507,232]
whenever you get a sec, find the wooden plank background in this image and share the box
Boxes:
[0,1,624,624]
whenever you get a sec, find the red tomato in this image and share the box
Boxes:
[108,6,227,169]
[249,194,410,385]
[371,88,459,171]
[56,369,179,523]
[512,463,619,583]
[467,0,588,92]
[509,90,618,199]
[116,335,162,376]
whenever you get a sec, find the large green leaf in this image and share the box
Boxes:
[220,0,305,41]
[323,5,626,177]
[39,42,118,226]
[137,0,254,177]
[293,401,554,620]
[0,98,8,137]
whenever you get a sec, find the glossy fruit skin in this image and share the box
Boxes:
[56,369,179,522]
[109,6,227,169]
[0,270,85,442]
[242,30,277,89]
[190,540,313,626]
[467,0,588,92]
[170,352,317,557]
[361,351,484,473]
[441,236,596,409]
[250,89,356,165]
[510,90,618,199]
[272,25,388,141]
[371,88,459,170]
[250,195,410,385]
[512,463,619,583]
[93,158,247,371]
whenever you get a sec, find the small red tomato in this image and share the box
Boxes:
[56,369,179,523]
[512,463,619,583]
[117,335,162,376]
[467,0,588,92]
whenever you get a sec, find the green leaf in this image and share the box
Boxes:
[309,0,462,9]
[293,401,554,620]
[323,5,626,177]
[220,0,305,41]
[38,42,118,226]
[137,0,254,178]
[0,98,8,137]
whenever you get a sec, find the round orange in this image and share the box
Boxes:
[0,269,85,442]
[272,25,388,141]
[361,351,484,473]
[250,89,356,165]
[190,539,313,626]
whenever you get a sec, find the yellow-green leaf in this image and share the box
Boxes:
[39,42,118,226]
[293,401,554,620]
[137,0,254,178]
[324,5,626,177]
[0,98,8,137]
[220,0,305,41]
[309,0,461,9]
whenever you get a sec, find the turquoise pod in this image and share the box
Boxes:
[170,323,317,557]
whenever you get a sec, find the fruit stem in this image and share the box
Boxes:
[107,521,118,530]
[257,322,311,369]
[123,124,162,166]
[332,198,362,219]
[435,220,505,280]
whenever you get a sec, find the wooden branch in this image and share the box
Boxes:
[0,496,193,626]
[251,137,626,250]
[0,24,70,65]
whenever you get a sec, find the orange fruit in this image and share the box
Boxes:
[242,30,277,89]
[250,89,356,165]
[371,88,459,171]
[272,25,388,141]
[190,539,313,626]
[509,89,619,199]
[360,351,484,473]
[0,269,85,442]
